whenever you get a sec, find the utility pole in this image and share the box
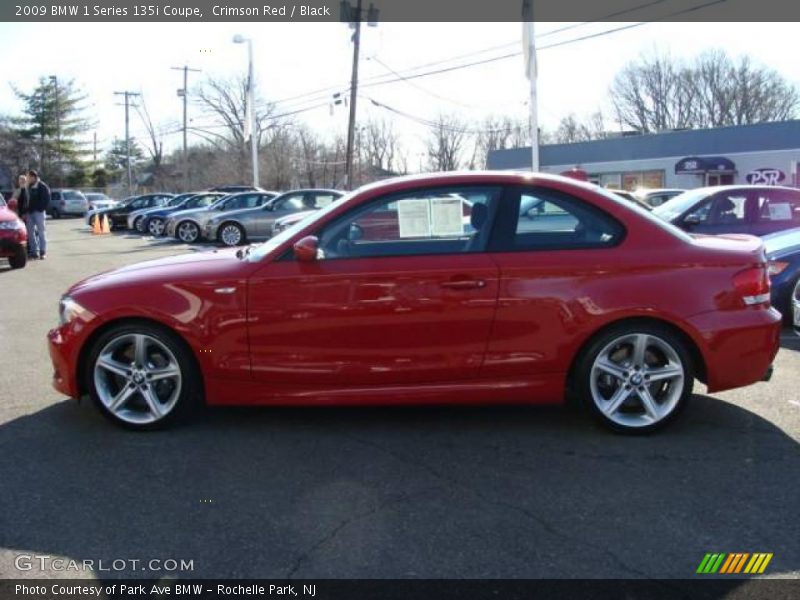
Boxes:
[49,76,60,185]
[115,91,140,195]
[172,65,201,191]
[341,1,378,190]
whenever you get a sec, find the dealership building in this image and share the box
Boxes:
[487,119,800,191]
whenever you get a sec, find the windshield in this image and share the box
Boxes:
[248,192,354,262]
[652,189,711,221]
[168,195,189,206]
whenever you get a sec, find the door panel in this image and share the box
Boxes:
[247,255,500,386]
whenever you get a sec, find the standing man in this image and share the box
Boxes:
[26,169,50,259]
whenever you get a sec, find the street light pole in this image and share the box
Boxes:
[234,35,259,189]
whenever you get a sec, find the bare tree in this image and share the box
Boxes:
[134,95,174,173]
[360,118,400,173]
[425,114,467,172]
[611,49,798,132]
[552,111,608,144]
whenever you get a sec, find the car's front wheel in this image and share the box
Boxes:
[85,323,201,430]
[575,323,693,434]
[177,221,200,243]
[218,222,246,247]
[148,217,166,237]
[134,216,147,233]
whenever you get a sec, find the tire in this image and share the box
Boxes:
[574,322,693,434]
[8,246,27,269]
[88,214,97,227]
[176,220,200,243]
[148,217,165,237]
[134,216,147,233]
[782,276,800,325]
[84,322,202,430]
[217,222,246,247]
[51,208,61,219]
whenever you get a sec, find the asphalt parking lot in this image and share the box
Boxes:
[0,218,798,580]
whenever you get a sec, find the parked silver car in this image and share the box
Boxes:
[204,189,343,246]
[164,190,278,240]
[48,189,89,218]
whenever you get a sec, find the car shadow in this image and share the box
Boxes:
[1,395,798,581]
[780,327,799,352]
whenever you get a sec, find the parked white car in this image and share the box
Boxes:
[85,192,118,212]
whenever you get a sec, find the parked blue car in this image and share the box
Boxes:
[141,192,226,235]
[764,227,800,322]
[653,185,800,237]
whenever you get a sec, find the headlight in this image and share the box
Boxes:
[0,221,23,230]
[59,296,90,326]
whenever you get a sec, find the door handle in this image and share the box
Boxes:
[441,279,486,290]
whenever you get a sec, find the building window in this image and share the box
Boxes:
[622,170,665,190]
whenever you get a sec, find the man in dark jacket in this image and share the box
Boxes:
[26,170,50,259]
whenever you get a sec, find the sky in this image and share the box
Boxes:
[0,21,798,166]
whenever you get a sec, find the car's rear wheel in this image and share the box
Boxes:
[134,216,147,233]
[51,208,61,219]
[8,246,27,269]
[148,217,165,237]
[575,323,693,434]
[218,222,246,247]
[177,221,200,243]
[85,323,201,430]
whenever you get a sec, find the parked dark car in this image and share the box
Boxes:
[141,192,227,240]
[97,193,175,229]
[763,227,800,323]
[653,186,800,237]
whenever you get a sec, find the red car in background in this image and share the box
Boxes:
[0,196,27,269]
[48,172,781,433]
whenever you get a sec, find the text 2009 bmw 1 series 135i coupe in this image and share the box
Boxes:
[48,172,781,433]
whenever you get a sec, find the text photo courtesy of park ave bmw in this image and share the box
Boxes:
[0,1,799,598]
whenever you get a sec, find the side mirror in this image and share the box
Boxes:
[293,235,319,262]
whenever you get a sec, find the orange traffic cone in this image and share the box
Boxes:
[101,215,111,234]
[92,214,102,235]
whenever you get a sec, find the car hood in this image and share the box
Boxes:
[68,248,246,296]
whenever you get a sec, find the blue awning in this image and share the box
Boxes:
[675,156,736,174]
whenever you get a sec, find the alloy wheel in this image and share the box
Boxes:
[220,224,243,246]
[589,332,685,429]
[177,221,199,243]
[93,333,183,425]
[149,218,165,236]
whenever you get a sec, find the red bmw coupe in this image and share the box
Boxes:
[48,172,781,433]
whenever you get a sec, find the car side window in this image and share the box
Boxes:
[756,190,800,224]
[315,186,503,260]
[707,193,747,225]
[510,189,623,250]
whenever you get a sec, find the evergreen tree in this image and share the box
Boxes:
[104,137,146,183]
[13,77,92,186]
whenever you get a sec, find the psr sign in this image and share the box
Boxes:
[746,168,785,185]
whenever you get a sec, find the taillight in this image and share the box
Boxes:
[767,261,789,276]
[733,267,771,306]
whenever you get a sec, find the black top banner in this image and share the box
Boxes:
[2,0,800,22]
